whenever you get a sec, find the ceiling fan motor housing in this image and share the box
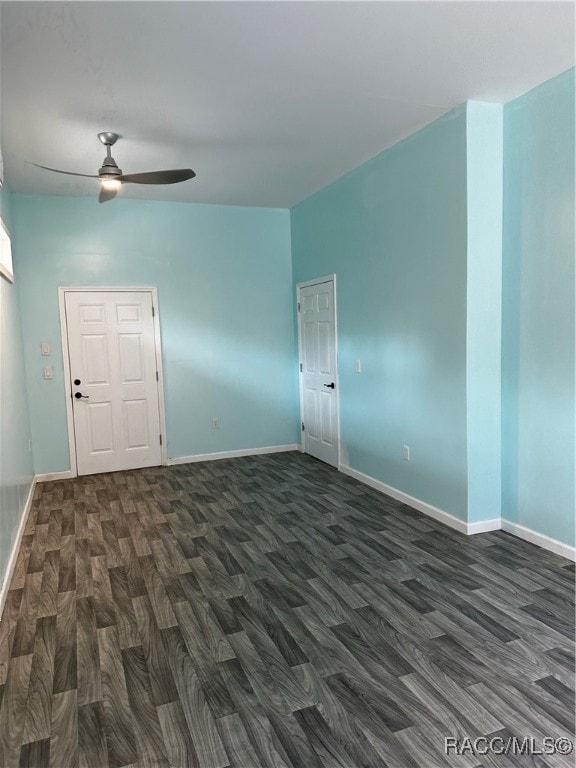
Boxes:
[98,156,122,177]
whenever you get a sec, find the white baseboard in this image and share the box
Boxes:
[35,470,75,483]
[502,519,576,562]
[467,518,502,535]
[166,443,300,466]
[338,463,575,560]
[339,463,471,534]
[0,477,37,619]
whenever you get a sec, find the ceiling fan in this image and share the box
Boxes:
[32,132,196,202]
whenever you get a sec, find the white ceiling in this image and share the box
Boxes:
[1,1,574,208]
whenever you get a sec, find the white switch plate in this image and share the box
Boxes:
[41,342,51,356]
[403,445,410,461]
[212,417,220,429]
[43,366,54,380]
[354,359,362,373]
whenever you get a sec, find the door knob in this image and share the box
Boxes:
[74,392,89,399]
[323,382,335,389]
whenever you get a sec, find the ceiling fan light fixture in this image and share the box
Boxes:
[100,177,121,191]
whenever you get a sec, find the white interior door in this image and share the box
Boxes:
[64,290,162,476]
[298,278,339,467]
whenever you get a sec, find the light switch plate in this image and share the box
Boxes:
[41,342,51,356]
[43,367,53,379]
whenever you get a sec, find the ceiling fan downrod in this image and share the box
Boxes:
[97,132,122,176]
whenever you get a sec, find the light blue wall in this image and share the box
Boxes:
[466,102,503,523]
[502,68,575,545]
[0,185,35,592]
[291,107,469,521]
[12,195,297,474]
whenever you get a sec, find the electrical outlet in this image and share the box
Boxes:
[212,417,220,429]
[402,445,410,461]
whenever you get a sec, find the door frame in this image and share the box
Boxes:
[296,274,340,467]
[58,286,168,478]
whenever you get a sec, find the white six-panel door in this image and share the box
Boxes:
[298,278,339,467]
[64,290,162,475]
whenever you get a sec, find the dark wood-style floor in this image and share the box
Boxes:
[0,451,574,768]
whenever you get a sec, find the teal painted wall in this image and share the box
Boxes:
[502,69,575,545]
[466,102,503,523]
[0,185,35,593]
[12,196,297,474]
[291,107,469,521]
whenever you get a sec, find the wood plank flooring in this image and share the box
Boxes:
[0,451,574,768]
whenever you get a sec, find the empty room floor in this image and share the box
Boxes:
[0,451,574,768]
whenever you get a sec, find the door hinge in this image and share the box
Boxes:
[301,422,305,431]
[297,302,301,312]
[299,363,303,373]
[155,371,159,381]
[159,434,163,446]
[152,306,156,317]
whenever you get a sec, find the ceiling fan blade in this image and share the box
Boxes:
[30,162,99,179]
[118,169,196,185]
[99,186,118,203]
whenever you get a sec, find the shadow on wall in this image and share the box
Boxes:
[164,363,297,459]
[339,435,469,523]
[161,309,299,458]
